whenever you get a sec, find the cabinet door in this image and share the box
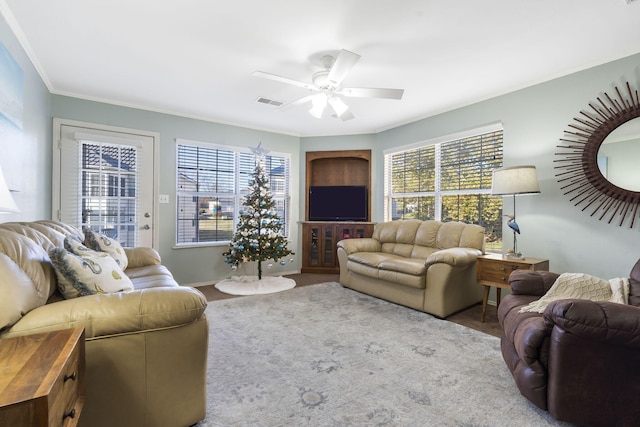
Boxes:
[322,226,335,267]
[308,226,320,267]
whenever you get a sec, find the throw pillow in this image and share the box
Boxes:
[64,233,88,253]
[83,229,128,270]
[49,244,134,299]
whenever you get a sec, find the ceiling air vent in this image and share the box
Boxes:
[256,97,283,107]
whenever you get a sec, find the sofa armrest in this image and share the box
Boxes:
[336,238,381,255]
[124,246,162,268]
[424,247,482,268]
[3,287,207,339]
[544,299,640,348]
[509,270,559,296]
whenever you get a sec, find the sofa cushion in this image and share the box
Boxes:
[347,252,391,268]
[373,220,421,244]
[378,257,426,276]
[436,221,467,249]
[0,253,42,332]
[414,221,441,248]
[49,244,134,299]
[378,269,426,289]
[347,252,427,289]
[381,242,415,258]
[126,264,179,289]
[0,229,55,331]
[410,245,437,260]
[346,260,380,278]
[84,229,129,269]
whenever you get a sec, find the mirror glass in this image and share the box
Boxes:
[597,117,640,192]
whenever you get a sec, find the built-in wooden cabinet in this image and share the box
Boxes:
[301,222,375,274]
[301,150,374,274]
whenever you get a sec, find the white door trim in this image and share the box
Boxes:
[52,118,161,249]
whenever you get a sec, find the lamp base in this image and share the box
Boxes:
[504,251,524,259]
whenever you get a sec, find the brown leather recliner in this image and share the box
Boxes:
[497,259,640,427]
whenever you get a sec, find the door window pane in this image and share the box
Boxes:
[80,142,138,247]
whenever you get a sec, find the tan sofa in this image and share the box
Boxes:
[0,220,208,427]
[337,219,485,317]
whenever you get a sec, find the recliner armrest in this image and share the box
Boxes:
[336,238,381,255]
[545,299,640,348]
[424,247,481,268]
[509,270,559,296]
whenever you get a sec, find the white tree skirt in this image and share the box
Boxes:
[214,275,296,295]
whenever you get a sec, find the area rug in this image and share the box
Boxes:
[197,282,570,426]
[214,275,296,295]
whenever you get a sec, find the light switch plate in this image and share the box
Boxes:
[159,194,169,204]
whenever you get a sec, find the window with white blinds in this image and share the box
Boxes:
[384,125,504,249]
[176,140,291,246]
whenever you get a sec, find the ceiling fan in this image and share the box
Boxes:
[253,49,404,121]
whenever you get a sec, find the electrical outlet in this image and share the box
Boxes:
[159,194,169,204]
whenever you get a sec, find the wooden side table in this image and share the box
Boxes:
[477,253,549,322]
[0,327,86,427]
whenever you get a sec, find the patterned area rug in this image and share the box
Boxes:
[197,282,570,426]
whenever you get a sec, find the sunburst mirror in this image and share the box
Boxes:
[555,81,640,228]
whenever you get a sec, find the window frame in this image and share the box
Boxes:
[383,123,503,248]
[175,139,291,248]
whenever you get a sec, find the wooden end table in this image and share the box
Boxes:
[477,253,549,322]
[0,327,86,426]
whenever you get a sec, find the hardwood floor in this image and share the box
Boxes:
[198,273,502,338]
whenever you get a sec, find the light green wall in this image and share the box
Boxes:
[51,96,302,284]
[0,14,51,221]
[375,54,640,280]
[2,10,639,286]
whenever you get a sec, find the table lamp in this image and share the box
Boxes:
[491,165,540,258]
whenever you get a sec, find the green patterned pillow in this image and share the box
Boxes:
[49,241,134,299]
[83,230,129,270]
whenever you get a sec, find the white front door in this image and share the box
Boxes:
[52,119,158,248]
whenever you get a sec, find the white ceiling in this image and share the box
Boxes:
[2,0,640,137]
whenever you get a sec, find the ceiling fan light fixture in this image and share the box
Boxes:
[309,93,327,118]
[328,96,349,117]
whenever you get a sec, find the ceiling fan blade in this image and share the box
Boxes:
[339,87,404,100]
[252,70,317,91]
[275,94,315,111]
[327,49,361,86]
[333,110,355,121]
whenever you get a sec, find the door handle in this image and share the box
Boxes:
[143,224,151,230]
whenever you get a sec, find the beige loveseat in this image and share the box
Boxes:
[0,220,208,427]
[337,220,485,317]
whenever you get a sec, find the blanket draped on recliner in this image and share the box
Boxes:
[519,272,630,313]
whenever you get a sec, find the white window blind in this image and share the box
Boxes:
[384,125,504,248]
[176,140,291,246]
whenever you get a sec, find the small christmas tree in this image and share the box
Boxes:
[222,161,294,280]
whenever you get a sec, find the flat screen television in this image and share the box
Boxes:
[308,185,368,222]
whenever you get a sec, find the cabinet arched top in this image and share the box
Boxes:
[305,149,372,222]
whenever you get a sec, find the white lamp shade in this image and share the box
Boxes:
[0,166,19,213]
[491,165,541,196]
